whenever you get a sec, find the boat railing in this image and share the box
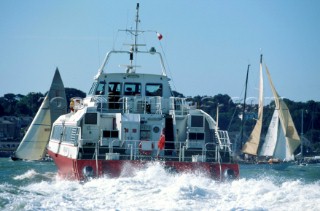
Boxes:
[83,139,227,163]
[171,97,190,116]
[214,130,235,162]
[92,95,190,115]
[215,130,232,149]
[96,50,167,78]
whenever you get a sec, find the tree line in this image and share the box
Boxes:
[1,90,319,155]
[0,88,86,117]
[179,93,320,155]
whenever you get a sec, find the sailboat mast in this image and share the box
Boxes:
[240,64,250,149]
[301,109,304,157]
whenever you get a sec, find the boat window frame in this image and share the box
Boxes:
[145,83,163,97]
[103,130,119,138]
[95,80,106,95]
[191,115,204,128]
[84,113,98,125]
[188,132,205,140]
[124,82,141,96]
[51,125,64,141]
[108,82,122,96]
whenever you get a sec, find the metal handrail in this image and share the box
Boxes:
[86,140,220,162]
[90,95,192,115]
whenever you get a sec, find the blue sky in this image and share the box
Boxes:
[1,0,319,103]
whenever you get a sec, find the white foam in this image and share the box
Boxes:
[13,169,39,180]
[4,164,320,210]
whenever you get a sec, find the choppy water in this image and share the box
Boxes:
[0,158,320,211]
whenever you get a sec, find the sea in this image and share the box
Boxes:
[0,158,319,211]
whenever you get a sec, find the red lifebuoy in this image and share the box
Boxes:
[139,140,154,155]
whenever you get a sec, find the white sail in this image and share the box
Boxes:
[259,109,279,157]
[14,95,51,160]
[273,119,294,161]
[242,55,264,155]
[264,65,300,161]
[13,69,66,160]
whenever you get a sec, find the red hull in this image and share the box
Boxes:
[48,150,239,181]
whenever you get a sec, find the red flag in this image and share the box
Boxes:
[157,32,163,40]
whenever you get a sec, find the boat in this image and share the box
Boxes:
[258,65,301,162]
[11,68,67,161]
[241,55,301,168]
[46,4,239,181]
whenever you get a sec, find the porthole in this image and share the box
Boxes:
[153,126,160,133]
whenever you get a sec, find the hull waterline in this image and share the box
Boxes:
[48,150,239,181]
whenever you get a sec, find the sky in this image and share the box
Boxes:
[1,0,320,103]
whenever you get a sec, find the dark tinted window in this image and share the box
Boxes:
[85,113,97,124]
[191,116,203,127]
[103,130,119,138]
[108,82,121,95]
[188,132,204,140]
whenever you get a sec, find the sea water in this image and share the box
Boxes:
[0,158,320,211]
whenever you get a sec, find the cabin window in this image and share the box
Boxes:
[146,83,162,96]
[191,116,204,127]
[124,83,141,96]
[85,113,97,124]
[51,125,64,140]
[103,130,119,138]
[188,132,204,140]
[95,81,106,95]
[108,82,121,95]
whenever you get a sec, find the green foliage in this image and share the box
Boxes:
[0,88,86,117]
[65,88,86,108]
[186,94,320,154]
[0,90,319,153]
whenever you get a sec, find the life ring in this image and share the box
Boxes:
[139,140,154,155]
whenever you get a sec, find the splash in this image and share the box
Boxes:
[13,169,39,180]
[2,164,320,210]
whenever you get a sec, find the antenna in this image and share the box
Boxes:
[128,3,140,72]
[134,3,140,53]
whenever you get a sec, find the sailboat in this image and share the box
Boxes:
[241,55,300,167]
[11,68,67,161]
[258,65,301,162]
